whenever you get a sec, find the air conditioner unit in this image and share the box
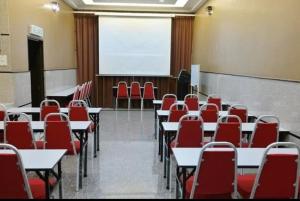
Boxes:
[28,25,44,38]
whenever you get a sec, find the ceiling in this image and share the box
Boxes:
[63,0,207,13]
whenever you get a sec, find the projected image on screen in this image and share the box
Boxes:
[99,16,172,76]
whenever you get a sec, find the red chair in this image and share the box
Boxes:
[213,115,242,147]
[79,82,87,101]
[129,82,142,110]
[40,99,61,121]
[171,115,204,149]
[44,113,80,190]
[161,94,177,110]
[4,113,44,149]
[207,95,222,111]
[72,85,81,102]
[0,104,7,143]
[86,81,93,107]
[228,105,248,123]
[186,142,238,199]
[184,94,199,111]
[142,82,156,110]
[238,142,300,199]
[116,81,129,110]
[244,115,279,148]
[167,103,189,122]
[199,103,219,122]
[0,144,49,199]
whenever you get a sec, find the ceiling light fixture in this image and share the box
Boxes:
[51,1,60,13]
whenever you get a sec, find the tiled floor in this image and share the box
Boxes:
[52,110,173,199]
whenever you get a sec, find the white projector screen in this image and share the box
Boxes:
[99,16,172,76]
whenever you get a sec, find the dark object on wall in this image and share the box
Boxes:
[177,69,190,100]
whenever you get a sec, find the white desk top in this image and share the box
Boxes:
[0,121,92,132]
[157,110,230,117]
[0,149,67,170]
[162,122,289,133]
[7,107,102,115]
[46,87,77,97]
[172,148,298,168]
[153,100,228,106]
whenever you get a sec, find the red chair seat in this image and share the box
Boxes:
[67,140,81,155]
[35,141,45,149]
[29,178,46,199]
[186,176,232,199]
[242,143,249,148]
[237,174,256,199]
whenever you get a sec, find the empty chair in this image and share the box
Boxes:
[72,85,81,101]
[207,95,222,111]
[213,115,242,147]
[161,94,177,110]
[171,115,204,149]
[186,142,238,199]
[168,103,189,122]
[86,81,93,106]
[44,113,80,190]
[40,99,61,121]
[238,142,300,199]
[0,144,50,199]
[228,104,248,123]
[184,94,200,111]
[4,113,44,149]
[244,115,279,148]
[0,104,7,143]
[129,82,142,110]
[142,82,156,110]
[79,82,87,101]
[116,81,129,110]
[199,103,219,122]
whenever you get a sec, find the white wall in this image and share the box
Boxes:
[200,72,300,143]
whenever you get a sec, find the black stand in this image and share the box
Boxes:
[177,69,191,100]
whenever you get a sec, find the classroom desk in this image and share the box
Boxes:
[0,149,67,199]
[162,122,289,190]
[172,147,297,199]
[46,87,77,106]
[0,121,91,190]
[7,107,102,158]
[112,86,158,108]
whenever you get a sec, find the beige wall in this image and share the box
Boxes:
[192,0,300,81]
[8,0,76,71]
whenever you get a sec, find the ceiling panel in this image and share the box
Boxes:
[93,0,177,5]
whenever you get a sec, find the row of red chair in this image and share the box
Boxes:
[185,141,300,199]
[169,113,279,149]
[116,81,156,110]
[72,81,93,107]
[161,94,223,111]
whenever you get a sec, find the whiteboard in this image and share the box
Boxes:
[191,64,200,87]
[98,16,172,76]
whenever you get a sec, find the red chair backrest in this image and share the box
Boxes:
[253,154,298,198]
[229,108,247,123]
[251,123,278,148]
[175,117,203,148]
[69,106,89,121]
[0,111,5,121]
[161,95,177,110]
[200,110,218,122]
[0,146,31,199]
[5,122,35,149]
[143,82,155,100]
[208,97,222,111]
[184,97,199,111]
[130,82,141,97]
[191,146,236,199]
[168,104,188,122]
[214,122,241,147]
[72,86,81,101]
[41,105,60,121]
[117,82,128,98]
[44,116,75,155]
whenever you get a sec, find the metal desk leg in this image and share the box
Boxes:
[97,114,100,151]
[45,170,50,199]
[79,132,83,189]
[58,161,63,199]
[84,130,88,177]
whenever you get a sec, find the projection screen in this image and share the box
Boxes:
[98,16,172,76]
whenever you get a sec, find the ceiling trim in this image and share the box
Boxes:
[64,0,207,13]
